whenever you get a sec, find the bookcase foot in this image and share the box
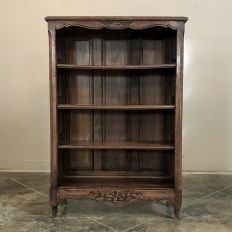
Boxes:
[51,205,58,217]
[174,207,180,219]
[174,191,182,219]
[166,200,171,207]
[61,199,67,206]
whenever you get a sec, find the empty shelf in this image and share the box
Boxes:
[57,64,176,70]
[57,104,175,110]
[58,141,175,150]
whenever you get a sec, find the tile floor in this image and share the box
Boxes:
[0,173,232,231]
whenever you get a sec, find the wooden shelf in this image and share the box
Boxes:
[58,177,174,189]
[63,171,169,177]
[58,140,174,150]
[57,64,176,70]
[57,104,175,110]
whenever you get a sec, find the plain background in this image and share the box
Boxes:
[0,0,231,172]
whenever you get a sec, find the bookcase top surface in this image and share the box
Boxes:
[45,16,188,22]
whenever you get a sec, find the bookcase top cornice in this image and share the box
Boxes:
[45,16,187,30]
[45,16,188,22]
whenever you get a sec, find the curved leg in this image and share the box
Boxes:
[51,205,58,217]
[50,186,58,217]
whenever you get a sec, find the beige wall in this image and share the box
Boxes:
[0,0,231,172]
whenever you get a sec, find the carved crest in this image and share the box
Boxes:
[101,20,133,29]
[88,190,142,206]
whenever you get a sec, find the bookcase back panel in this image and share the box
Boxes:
[56,27,177,65]
[61,150,174,176]
[104,39,129,170]
[57,70,175,105]
[65,150,93,170]
[58,111,174,141]
[66,39,93,166]
[140,35,166,154]
[56,25,176,186]
[57,26,177,107]
[58,109,174,176]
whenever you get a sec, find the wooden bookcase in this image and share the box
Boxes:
[45,16,188,218]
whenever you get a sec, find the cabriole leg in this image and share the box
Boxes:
[50,186,58,217]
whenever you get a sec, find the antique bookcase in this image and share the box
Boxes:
[45,16,188,218]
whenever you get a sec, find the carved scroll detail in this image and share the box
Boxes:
[101,20,133,29]
[55,20,177,30]
[88,190,142,205]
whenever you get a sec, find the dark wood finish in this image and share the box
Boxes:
[48,22,59,217]
[45,16,188,21]
[58,140,174,150]
[46,16,187,218]
[57,64,176,70]
[61,171,170,177]
[57,104,175,110]
[57,188,174,207]
[174,22,185,219]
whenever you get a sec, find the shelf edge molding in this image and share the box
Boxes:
[56,64,176,70]
[57,104,176,110]
[58,141,175,150]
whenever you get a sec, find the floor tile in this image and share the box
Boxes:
[59,200,173,231]
[220,186,232,195]
[183,175,232,191]
[9,173,49,189]
[1,173,232,232]
[182,184,213,206]
[33,184,49,196]
[182,192,232,220]
[1,215,112,232]
[0,178,28,196]
[127,219,232,232]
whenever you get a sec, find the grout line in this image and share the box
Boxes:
[33,183,50,189]
[214,184,232,196]
[121,217,154,232]
[4,181,49,196]
[10,178,49,198]
[219,191,232,197]
[185,184,232,206]
[90,217,119,232]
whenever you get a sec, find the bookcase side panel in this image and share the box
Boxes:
[174,23,185,217]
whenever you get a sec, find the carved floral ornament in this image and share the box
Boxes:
[55,20,178,30]
[88,190,142,205]
[101,20,133,29]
